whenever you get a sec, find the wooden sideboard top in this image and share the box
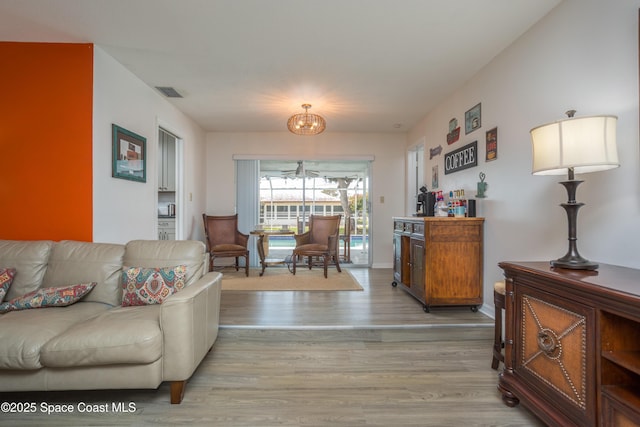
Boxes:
[393,216,484,222]
[499,261,640,302]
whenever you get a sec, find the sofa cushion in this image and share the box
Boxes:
[0,282,96,314]
[0,267,16,301]
[0,302,110,370]
[124,240,206,287]
[0,240,53,301]
[42,240,125,307]
[40,305,162,367]
[122,265,186,306]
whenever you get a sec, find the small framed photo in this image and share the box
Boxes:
[486,127,498,161]
[465,103,481,134]
[112,124,146,182]
[432,165,439,189]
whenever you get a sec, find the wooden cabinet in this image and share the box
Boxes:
[158,131,175,192]
[600,310,640,427]
[498,261,640,427]
[391,217,484,312]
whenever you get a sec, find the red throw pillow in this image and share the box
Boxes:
[0,268,16,302]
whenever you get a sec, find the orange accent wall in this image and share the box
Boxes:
[0,42,93,241]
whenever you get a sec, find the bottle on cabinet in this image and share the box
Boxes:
[434,191,448,217]
[455,189,466,217]
[439,189,469,218]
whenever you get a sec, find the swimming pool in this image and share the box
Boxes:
[264,235,368,248]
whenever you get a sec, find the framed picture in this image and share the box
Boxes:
[432,165,439,189]
[486,127,498,161]
[112,124,146,182]
[465,103,481,134]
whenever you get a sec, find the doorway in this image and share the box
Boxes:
[407,142,424,214]
[258,160,371,266]
[157,127,182,240]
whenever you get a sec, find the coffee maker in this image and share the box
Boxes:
[416,186,435,216]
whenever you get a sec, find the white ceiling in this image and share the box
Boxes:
[0,0,561,133]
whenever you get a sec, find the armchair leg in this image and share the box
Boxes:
[323,255,328,278]
[334,254,342,273]
[244,253,249,277]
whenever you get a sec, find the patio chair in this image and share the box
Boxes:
[292,214,342,278]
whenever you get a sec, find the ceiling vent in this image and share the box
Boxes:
[155,86,183,98]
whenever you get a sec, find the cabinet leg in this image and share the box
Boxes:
[423,305,430,313]
[497,382,519,408]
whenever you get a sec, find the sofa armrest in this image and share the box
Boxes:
[159,271,222,381]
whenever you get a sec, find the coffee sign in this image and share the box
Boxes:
[444,141,477,175]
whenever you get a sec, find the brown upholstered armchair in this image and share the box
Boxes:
[292,214,342,278]
[202,213,249,276]
[339,216,355,263]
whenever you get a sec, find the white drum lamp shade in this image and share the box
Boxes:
[531,115,619,176]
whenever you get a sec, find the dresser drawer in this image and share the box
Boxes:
[158,218,175,229]
[412,222,424,236]
[430,223,480,242]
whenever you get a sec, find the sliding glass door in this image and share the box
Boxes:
[257,160,371,266]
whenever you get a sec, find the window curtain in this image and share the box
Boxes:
[235,159,260,267]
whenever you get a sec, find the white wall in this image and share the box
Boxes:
[409,0,640,316]
[205,132,406,267]
[90,0,639,314]
[92,46,207,244]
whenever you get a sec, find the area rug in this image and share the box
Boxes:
[220,267,363,291]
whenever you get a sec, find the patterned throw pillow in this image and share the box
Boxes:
[122,265,186,307]
[0,282,97,314]
[0,268,16,302]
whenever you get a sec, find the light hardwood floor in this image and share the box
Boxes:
[0,268,543,426]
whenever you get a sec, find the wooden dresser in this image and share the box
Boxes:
[392,217,484,312]
[498,261,640,427]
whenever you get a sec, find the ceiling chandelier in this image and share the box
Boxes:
[287,104,326,136]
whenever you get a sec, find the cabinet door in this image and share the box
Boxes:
[393,221,411,286]
[393,232,402,284]
[514,283,597,426]
[158,133,176,191]
[409,238,425,301]
[158,220,175,241]
[427,223,482,305]
[165,138,176,191]
[158,137,166,191]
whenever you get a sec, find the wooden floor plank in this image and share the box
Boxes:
[0,268,543,426]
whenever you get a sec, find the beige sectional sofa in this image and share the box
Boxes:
[0,239,222,404]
